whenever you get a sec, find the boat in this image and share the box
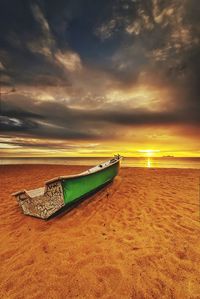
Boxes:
[12,155,123,219]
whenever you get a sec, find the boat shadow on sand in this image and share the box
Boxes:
[47,179,113,220]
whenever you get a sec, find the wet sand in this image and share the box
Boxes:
[0,164,200,299]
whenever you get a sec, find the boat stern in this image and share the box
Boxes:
[12,180,65,219]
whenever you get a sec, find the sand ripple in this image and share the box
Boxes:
[0,165,200,298]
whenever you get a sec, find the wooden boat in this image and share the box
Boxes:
[12,155,122,219]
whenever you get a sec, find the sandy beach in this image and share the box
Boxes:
[0,164,200,299]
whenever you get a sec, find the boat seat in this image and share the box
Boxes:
[26,187,45,198]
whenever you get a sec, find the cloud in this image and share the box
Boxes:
[29,2,55,57]
[95,19,117,40]
[0,0,199,155]
[0,136,99,150]
[0,94,103,140]
[1,91,199,146]
[0,61,5,70]
[0,115,38,132]
[55,50,82,72]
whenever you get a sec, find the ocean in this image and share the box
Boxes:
[1,157,200,169]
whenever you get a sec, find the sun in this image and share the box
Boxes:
[138,149,160,157]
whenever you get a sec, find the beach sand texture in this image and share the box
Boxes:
[0,164,200,299]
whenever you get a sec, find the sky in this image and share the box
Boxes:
[0,0,199,157]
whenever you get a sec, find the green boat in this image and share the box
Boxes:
[12,155,122,219]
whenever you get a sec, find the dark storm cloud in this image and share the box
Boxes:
[0,115,98,140]
[93,0,200,110]
[0,95,103,140]
[1,94,199,142]
[0,0,71,87]
[1,0,199,89]
[0,0,200,147]
[0,115,38,131]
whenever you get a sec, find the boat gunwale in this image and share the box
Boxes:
[45,156,121,184]
[12,157,122,197]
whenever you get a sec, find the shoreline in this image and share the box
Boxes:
[1,163,200,171]
[1,157,200,170]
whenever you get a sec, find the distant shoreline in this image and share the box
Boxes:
[1,156,200,159]
[1,156,200,169]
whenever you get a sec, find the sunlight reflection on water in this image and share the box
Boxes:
[147,158,151,168]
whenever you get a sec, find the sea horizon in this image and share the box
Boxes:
[1,156,200,169]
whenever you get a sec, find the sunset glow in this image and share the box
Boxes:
[138,150,161,157]
[0,1,199,158]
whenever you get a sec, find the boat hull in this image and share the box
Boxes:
[62,160,119,206]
